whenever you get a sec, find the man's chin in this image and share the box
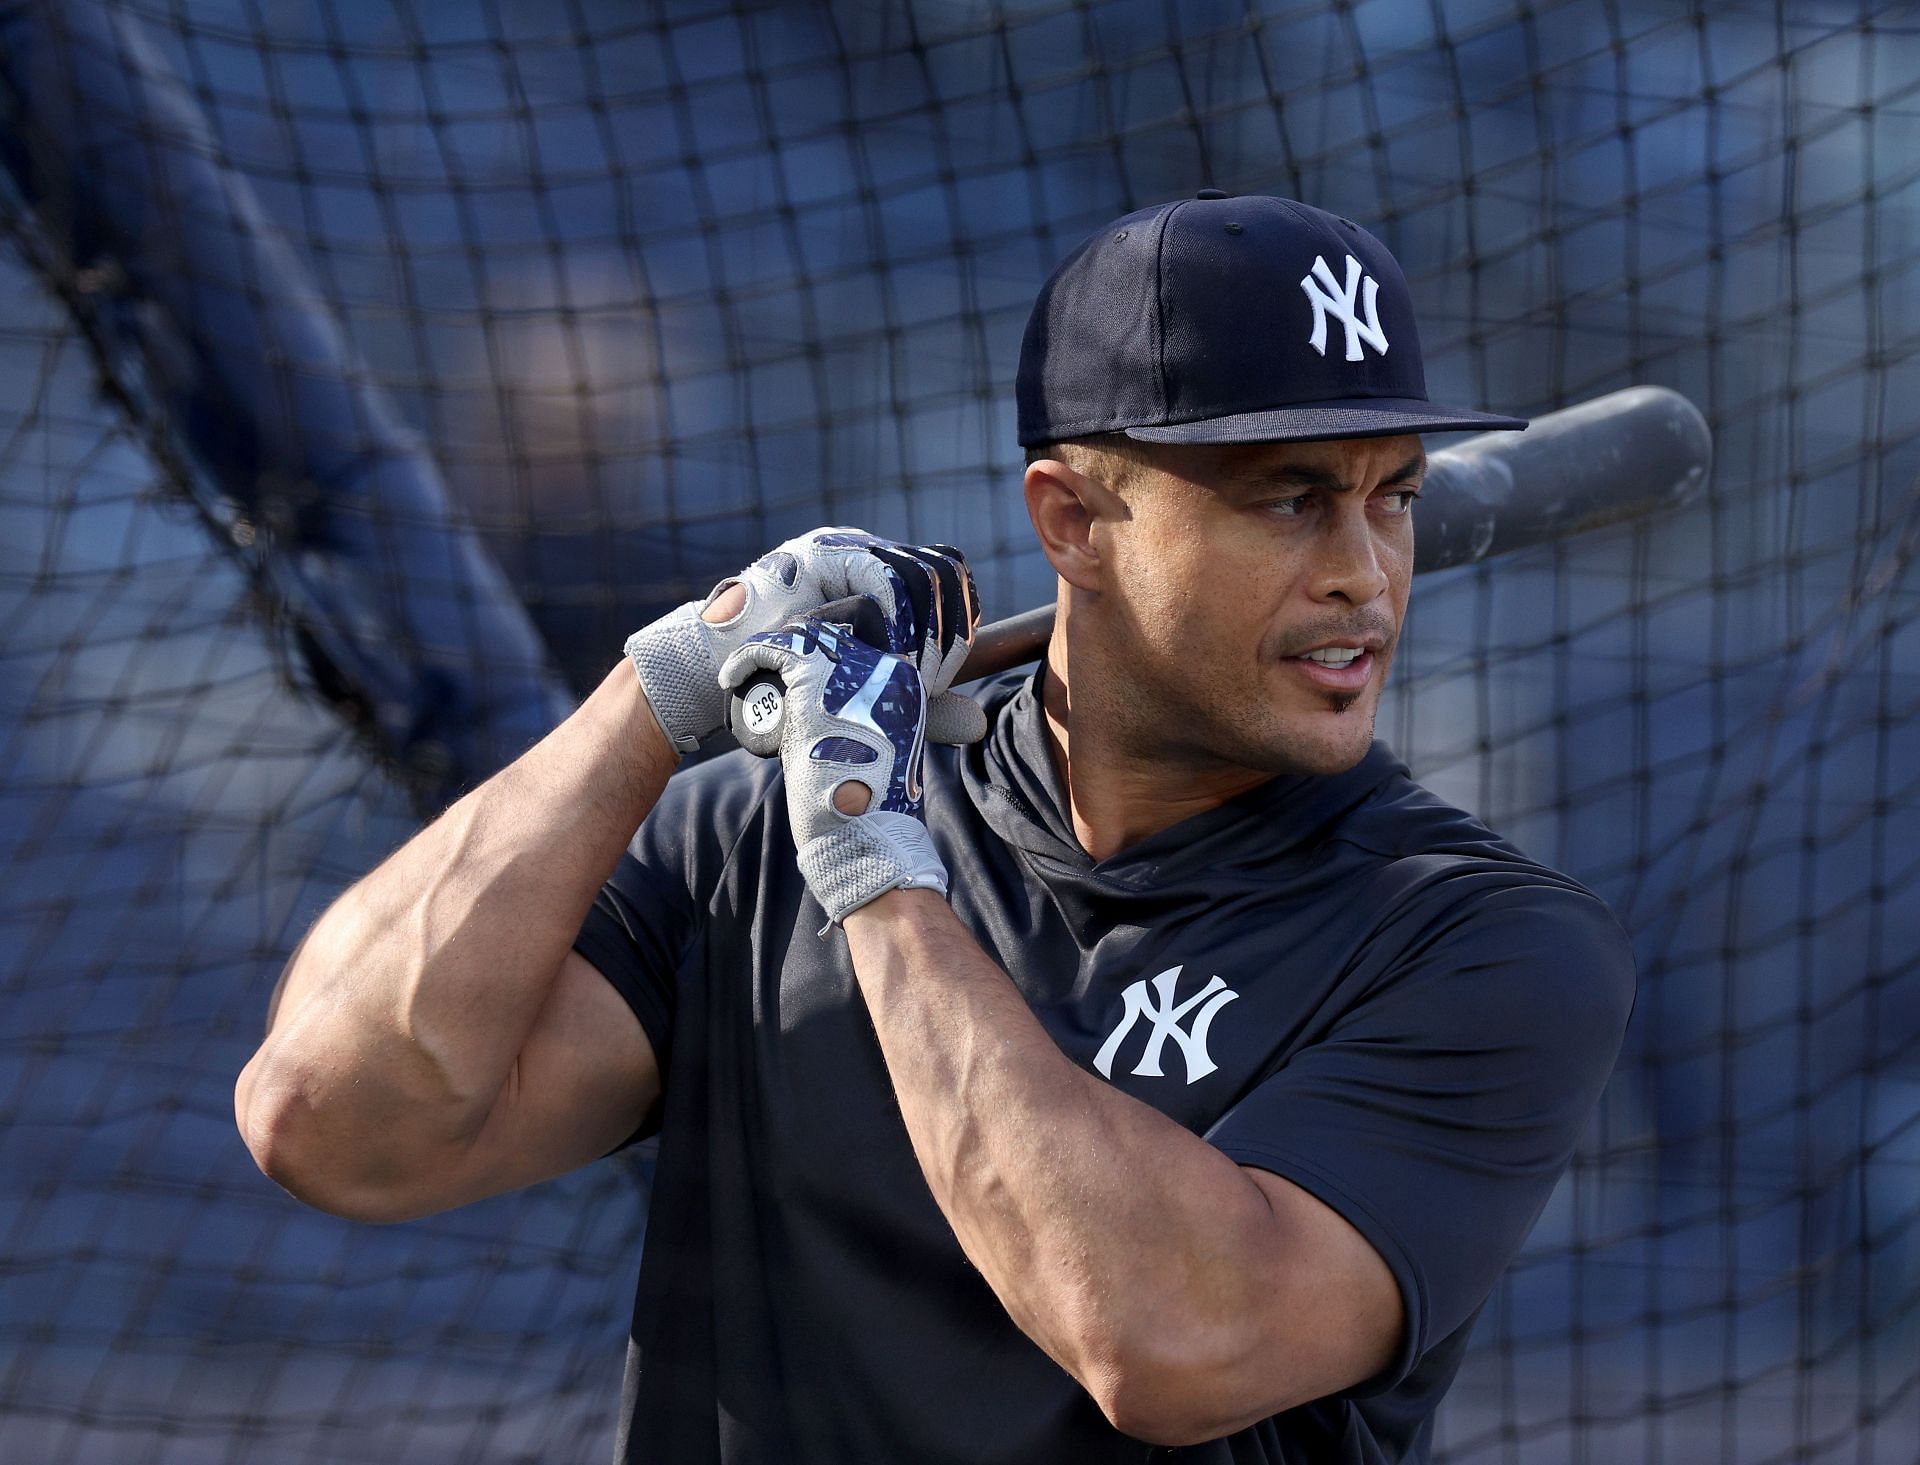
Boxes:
[1289,741,1374,777]
[1254,706,1378,777]
[1244,683,1382,771]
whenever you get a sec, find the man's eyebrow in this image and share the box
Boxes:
[1230,452,1428,492]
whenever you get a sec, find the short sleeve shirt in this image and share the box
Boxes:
[574,669,1636,1464]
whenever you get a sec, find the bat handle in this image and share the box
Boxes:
[725,594,888,759]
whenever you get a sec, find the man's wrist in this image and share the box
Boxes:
[627,673,684,771]
[579,653,683,785]
[843,885,949,932]
[843,887,960,1002]
[557,660,685,835]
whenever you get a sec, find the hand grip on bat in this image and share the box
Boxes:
[725,595,892,758]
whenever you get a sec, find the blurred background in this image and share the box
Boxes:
[1,0,1916,1460]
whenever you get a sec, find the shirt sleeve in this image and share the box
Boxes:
[1205,874,1636,1394]
[571,763,730,1140]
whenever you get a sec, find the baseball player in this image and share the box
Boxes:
[237,192,1635,1462]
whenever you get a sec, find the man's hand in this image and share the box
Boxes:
[626,527,986,753]
[719,616,948,927]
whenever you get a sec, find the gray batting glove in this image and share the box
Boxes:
[625,527,987,753]
[718,616,946,929]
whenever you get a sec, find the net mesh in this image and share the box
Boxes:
[1,1,1916,1460]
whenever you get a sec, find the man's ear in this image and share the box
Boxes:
[1023,456,1124,594]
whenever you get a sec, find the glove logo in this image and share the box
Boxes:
[1300,253,1389,362]
[1093,966,1239,1085]
[903,704,925,803]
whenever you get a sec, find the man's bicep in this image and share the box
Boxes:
[1240,1162,1404,1407]
[433,952,663,1208]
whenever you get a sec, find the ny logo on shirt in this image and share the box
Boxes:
[1300,253,1389,362]
[1094,965,1240,1085]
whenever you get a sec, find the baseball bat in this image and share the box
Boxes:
[729,385,1710,754]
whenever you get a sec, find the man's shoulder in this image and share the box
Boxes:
[1333,754,1628,950]
[1333,752,1560,880]
[1325,756,1635,1014]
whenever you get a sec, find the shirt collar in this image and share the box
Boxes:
[963,665,1407,887]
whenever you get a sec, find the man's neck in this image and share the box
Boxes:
[1038,638,1274,864]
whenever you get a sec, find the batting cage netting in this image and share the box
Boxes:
[1,1,1915,1460]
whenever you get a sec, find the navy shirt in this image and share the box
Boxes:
[574,669,1635,1464]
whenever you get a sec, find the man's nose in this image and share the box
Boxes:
[1308,502,1391,605]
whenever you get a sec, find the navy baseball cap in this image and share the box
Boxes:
[1016,191,1527,447]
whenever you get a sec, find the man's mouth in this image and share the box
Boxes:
[1299,646,1366,668]
[1283,646,1377,691]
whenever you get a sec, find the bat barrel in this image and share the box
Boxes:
[1412,385,1712,574]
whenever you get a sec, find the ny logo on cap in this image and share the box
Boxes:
[1301,253,1390,362]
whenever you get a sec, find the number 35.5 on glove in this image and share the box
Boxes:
[719,617,948,929]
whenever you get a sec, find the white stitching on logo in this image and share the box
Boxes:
[1300,253,1389,362]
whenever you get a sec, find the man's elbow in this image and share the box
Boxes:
[235,1057,440,1226]
[1092,1372,1262,1447]
[1079,1317,1297,1447]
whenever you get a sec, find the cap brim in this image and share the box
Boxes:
[1123,397,1528,444]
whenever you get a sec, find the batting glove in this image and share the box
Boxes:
[718,615,946,928]
[625,527,987,753]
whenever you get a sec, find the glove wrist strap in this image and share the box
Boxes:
[798,812,950,929]
[625,603,720,753]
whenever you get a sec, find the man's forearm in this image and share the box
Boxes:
[237,662,677,1194]
[841,890,1302,1440]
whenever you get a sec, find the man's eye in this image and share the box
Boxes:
[1380,489,1420,515]
[1265,494,1313,517]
